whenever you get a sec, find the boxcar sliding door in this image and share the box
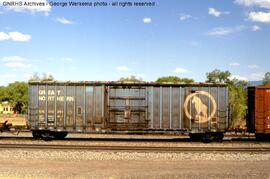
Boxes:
[107,85,148,130]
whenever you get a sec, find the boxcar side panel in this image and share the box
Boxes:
[75,86,84,130]
[38,85,46,128]
[171,87,180,129]
[255,86,270,134]
[255,88,265,133]
[147,85,228,132]
[28,85,39,128]
[85,86,93,129]
[265,88,270,133]
[151,87,160,128]
[29,82,229,134]
[161,87,170,129]
[28,84,105,132]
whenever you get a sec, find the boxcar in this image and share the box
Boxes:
[28,81,229,141]
[247,86,270,139]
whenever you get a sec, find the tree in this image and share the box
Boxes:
[29,72,40,81]
[119,75,143,82]
[156,76,194,83]
[206,69,231,83]
[4,82,28,114]
[0,86,8,102]
[228,79,248,128]
[41,73,54,81]
[29,72,54,81]
[206,69,247,128]
[262,72,270,85]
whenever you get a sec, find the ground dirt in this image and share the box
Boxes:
[0,152,269,179]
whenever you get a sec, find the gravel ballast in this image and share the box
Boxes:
[0,149,269,161]
[0,148,269,178]
[0,132,269,178]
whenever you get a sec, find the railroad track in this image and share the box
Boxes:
[0,143,269,152]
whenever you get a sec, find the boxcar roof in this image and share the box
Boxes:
[255,85,270,89]
[28,81,227,87]
[248,85,270,89]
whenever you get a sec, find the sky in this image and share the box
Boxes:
[0,0,270,85]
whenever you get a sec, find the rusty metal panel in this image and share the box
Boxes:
[255,88,265,132]
[265,88,270,132]
[254,86,270,133]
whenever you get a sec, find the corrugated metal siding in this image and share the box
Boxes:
[254,86,270,133]
[28,84,105,132]
[147,86,228,131]
[28,82,229,133]
[248,86,270,134]
[265,88,270,133]
[255,88,264,132]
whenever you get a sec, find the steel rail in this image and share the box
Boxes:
[0,144,270,153]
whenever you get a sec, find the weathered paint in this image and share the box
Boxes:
[28,82,229,133]
[248,86,270,134]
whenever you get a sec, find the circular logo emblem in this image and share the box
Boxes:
[183,91,217,123]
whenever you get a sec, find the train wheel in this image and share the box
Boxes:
[189,133,203,141]
[201,133,214,143]
[202,133,224,143]
[40,131,53,141]
[214,133,224,142]
[32,131,41,139]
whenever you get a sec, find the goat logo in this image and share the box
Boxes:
[191,95,208,122]
[184,91,217,123]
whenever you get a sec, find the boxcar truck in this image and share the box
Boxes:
[247,86,270,139]
[28,81,229,141]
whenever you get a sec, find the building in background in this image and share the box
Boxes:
[0,101,14,114]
